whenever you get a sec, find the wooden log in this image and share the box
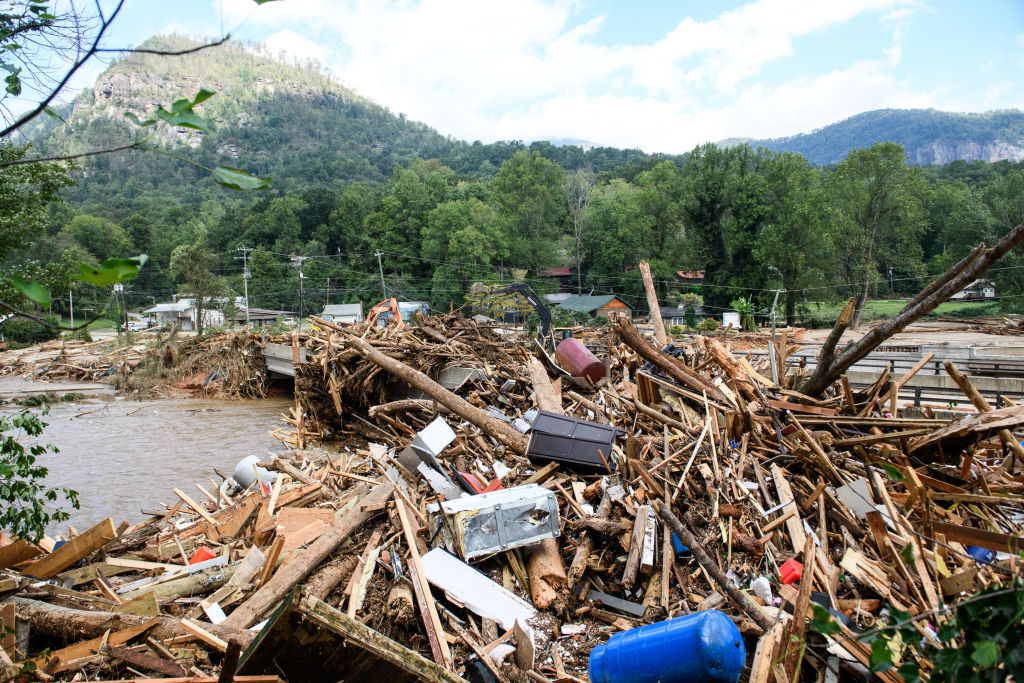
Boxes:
[944,359,1024,468]
[24,517,116,579]
[802,221,1024,396]
[6,595,256,649]
[105,644,187,677]
[639,261,668,347]
[614,318,726,402]
[524,538,567,610]
[323,321,529,455]
[220,481,393,630]
[368,399,452,418]
[623,505,652,589]
[385,581,416,627]
[654,501,774,631]
[568,497,611,587]
[304,555,357,601]
[527,356,561,413]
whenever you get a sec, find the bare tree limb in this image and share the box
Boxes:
[802,221,1024,396]
[0,140,145,168]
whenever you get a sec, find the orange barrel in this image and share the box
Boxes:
[555,337,606,384]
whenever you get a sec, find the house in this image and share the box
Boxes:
[950,279,996,301]
[143,299,224,331]
[660,305,706,327]
[544,293,573,306]
[676,270,705,286]
[558,295,632,319]
[232,307,296,326]
[320,303,364,325]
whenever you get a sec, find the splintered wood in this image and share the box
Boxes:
[2,310,1022,682]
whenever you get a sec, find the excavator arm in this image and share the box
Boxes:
[480,283,552,347]
[365,297,403,329]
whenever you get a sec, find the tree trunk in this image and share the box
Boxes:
[785,291,797,328]
[850,275,870,330]
[6,595,257,649]
[614,318,727,402]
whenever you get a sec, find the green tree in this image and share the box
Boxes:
[60,214,130,263]
[422,198,507,304]
[169,226,229,334]
[753,152,831,324]
[826,142,927,327]
[0,410,79,541]
[490,150,567,268]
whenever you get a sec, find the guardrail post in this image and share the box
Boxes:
[914,386,922,408]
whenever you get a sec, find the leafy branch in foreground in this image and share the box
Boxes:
[0,409,78,542]
[807,580,1024,682]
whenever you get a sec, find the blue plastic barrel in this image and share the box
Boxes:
[589,611,745,683]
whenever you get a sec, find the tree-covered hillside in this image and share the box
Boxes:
[37,36,654,214]
[746,109,1024,166]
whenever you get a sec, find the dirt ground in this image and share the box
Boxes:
[799,322,1024,350]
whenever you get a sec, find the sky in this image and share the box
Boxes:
[14,0,1024,153]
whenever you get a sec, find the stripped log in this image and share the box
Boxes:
[614,318,727,403]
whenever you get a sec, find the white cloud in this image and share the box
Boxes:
[190,0,1008,152]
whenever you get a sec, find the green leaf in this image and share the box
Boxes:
[808,603,841,636]
[212,166,273,191]
[252,0,282,4]
[9,276,49,306]
[878,461,905,482]
[971,640,999,667]
[900,541,916,566]
[154,108,210,131]
[124,111,157,127]
[42,106,65,123]
[76,255,148,286]
[869,636,894,673]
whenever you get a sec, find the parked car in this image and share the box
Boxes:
[122,320,150,332]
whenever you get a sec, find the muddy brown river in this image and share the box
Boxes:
[0,380,293,535]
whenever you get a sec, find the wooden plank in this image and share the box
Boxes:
[280,519,329,552]
[112,592,160,617]
[767,399,836,416]
[396,497,452,669]
[770,465,806,553]
[0,538,42,569]
[180,618,228,652]
[33,619,157,673]
[276,507,334,534]
[174,488,220,528]
[58,562,134,587]
[932,521,1024,554]
[24,517,116,579]
[748,622,784,683]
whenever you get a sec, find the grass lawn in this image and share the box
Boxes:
[58,315,117,329]
[805,299,994,318]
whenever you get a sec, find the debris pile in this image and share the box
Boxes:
[1,312,1022,682]
[0,337,149,383]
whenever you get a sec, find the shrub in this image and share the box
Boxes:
[670,324,684,335]
[2,316,59,344]
[697,317,720,332]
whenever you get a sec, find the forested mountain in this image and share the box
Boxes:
[5,35,1023,335]
[35,36,652,211]
[734,109,1024,166]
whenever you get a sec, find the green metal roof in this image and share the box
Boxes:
[558,294,623,313]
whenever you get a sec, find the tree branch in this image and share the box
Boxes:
[0,0,126,138]
[93,35,231,55]
[0,140,145,168]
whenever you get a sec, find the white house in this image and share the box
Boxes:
[320,303,364,324]
[950,279,996,301]
[144,298,225,331]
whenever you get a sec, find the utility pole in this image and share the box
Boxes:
[291,256,308,332]
[69,288,73,328]
[235,246,252,327]
[326,277,330,306]
[113,283,124,337]
[768,288,783,384]
[374,251,386,296]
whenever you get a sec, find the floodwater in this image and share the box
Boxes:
[0,381,293,536]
